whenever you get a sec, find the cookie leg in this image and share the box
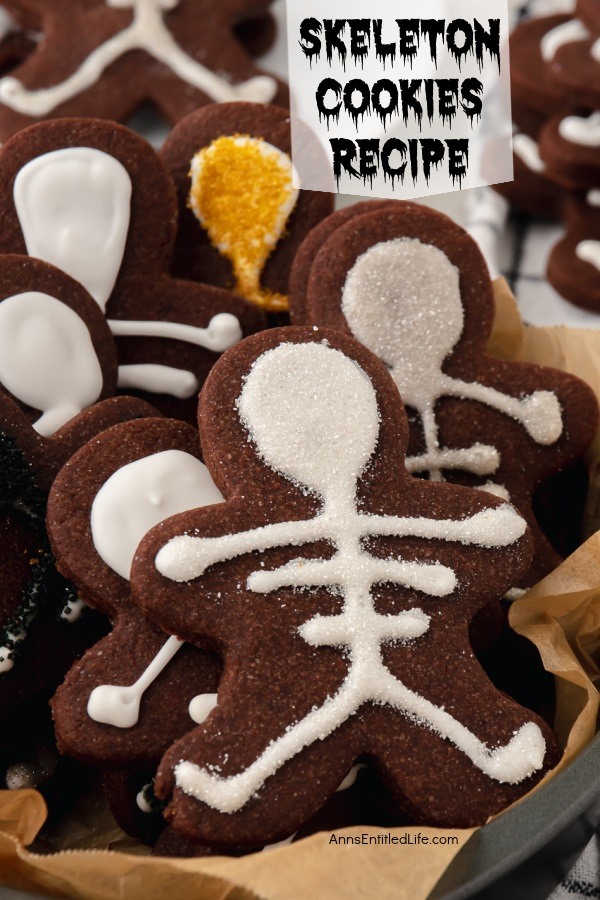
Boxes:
[155,701,362,848]
[363,673,560,827]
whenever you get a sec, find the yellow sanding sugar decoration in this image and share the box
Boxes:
[189,135,299,313]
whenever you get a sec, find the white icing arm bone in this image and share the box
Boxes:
[87,635,183,728]
[248,557,457,597]
[108,313,242,353]
[406,443,500,477]
[156,504,527,583]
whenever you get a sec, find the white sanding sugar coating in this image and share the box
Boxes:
[0,0,277,116]
[559,112,600,148]
[87,451,224,729]
[155,341,544,813]
[0,292,103,435]
[91,450,224,580]
[513,134,545,173]
[540,18,590,61]
[577,241,600,272]
[341,238,563,483]
[14,148,132,310]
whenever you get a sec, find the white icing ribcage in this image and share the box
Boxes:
[154,342,546,813]
[0,0,276,116]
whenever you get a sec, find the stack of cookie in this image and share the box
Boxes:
[496,0,599,312]
[0,96,589,852]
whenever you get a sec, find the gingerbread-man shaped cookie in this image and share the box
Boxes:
[49,417,225,777]
[290,203,598,587]
[0,0,288,140]
[129,327,559,847]
[0,117,266,423]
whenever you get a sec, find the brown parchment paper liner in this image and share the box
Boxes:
[0,279,598,900]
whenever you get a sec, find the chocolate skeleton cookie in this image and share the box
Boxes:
[49,417,224,792]
[577,0,600,34]
[0,117,265,422]
[0,253,159,758]
[0,0,287,141]
[548,191,600,312]
[160,102,334,314]
[128,326,560,847]
[290,203,598,587]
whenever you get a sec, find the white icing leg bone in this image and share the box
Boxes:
[155,342,543,813]
[87,635,183,728]
[0,0,276,116]
[117,364,199,398]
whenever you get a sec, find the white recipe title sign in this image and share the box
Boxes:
[286,0,512,198]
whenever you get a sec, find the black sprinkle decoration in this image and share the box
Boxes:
[0,430,84,673]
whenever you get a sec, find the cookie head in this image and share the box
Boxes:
[189,134,299,312]
[0,254,118,437]
[341,236,464,400]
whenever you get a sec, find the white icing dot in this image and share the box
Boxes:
[136,785,154,814]
[189,693,218,725]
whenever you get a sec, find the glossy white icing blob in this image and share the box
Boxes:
[0,291,103,434]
